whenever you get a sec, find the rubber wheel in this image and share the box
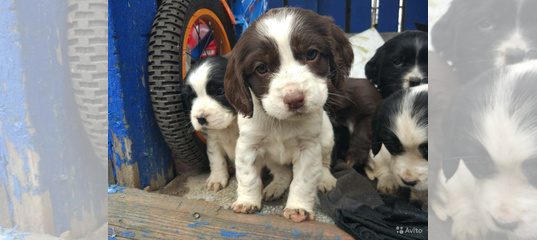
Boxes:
[67,0,108,168]
[148,0,235,172]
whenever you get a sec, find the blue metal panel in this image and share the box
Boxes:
[109,0,174,189]
[349,0,372,33]
[231,0,268,40]
[318,0,346,31]
[403,0,427,30]
[288,0,318,12]
[377,0,400,32]
[267,0,285,8]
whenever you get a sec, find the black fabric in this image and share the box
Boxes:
[319,162,384,218]
[335,197,427,240]
[319,163,427,240]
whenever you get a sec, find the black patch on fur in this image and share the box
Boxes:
[412,90,428,128]
[184,56,235,113]
[181,83,196,114]
[204,56,234,111]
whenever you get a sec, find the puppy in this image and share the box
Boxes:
[366,85,428,207]
[432,61,537,239]
[432,0,537,81]
[183,56,238,191]
[224,8,353,222]
[328,78,382,169]
[365,31,428,98]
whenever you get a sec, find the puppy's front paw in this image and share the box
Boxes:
[206,172,229,192]
[263,181,288,201]
[318,171,337,192]
[231,201,260,214]
[283,208,314,222]
[451,216,488,240]
[364,167,376,180]
[376,176,398,194]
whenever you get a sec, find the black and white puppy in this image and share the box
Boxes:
[432,0,537,81]
[432,61,537,239]
[365,31,428,98]
[183,56,238,191]
[366,85,428,206]
[224,8,352,222]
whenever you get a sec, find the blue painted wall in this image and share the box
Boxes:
[403,0,427,30]
[0,0,25,228]
[109,0,174,189]
[1,0,105,235]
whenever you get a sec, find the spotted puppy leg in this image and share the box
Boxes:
[319,112,336,192]
[231,138,263,214]
[284,142,322,222]
[206,138,229,192]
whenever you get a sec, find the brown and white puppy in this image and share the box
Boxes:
[224,8,353,222]
[328,78,382,169]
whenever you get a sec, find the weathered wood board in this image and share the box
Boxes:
[108,188,353,240]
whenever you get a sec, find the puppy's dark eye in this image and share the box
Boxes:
[522,159,537,188]
[393,58,403,67]
[419,143,428,160]
[306,49,319,61]
[478,19,494,31]
[210,86,224,96]
[215,87,224,95]
[255,63,268,75]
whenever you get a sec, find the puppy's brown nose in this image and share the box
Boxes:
[283,92,305,110]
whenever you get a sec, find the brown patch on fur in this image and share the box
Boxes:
[224,21,280,117]
[327,78,382,168]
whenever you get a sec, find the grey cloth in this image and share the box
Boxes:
[319,163,428,240]
[318,163,383,217]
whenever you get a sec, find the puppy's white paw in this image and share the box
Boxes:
[318,170,337,192]
[451,216,488,240]
[283,208,315,222]
[206,172,229,192]
[263,180,288,201]
[231,201,261,214]
[365,167,376,180]
[376,176,398,194]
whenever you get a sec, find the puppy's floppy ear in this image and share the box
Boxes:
[365,47,382,86]
[325,16,353,90]
[431,0,460,60]
[224,49,253,118]
[370,109,383,156]
[180,84,193,114]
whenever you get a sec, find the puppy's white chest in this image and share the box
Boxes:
[262,134,301,165]
[209,121,239,159]
[259,121,321,165]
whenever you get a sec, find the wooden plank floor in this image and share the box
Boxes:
[109,188,353,240]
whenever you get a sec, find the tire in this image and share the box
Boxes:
[148,0,235,172]
[67,0,108,168]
